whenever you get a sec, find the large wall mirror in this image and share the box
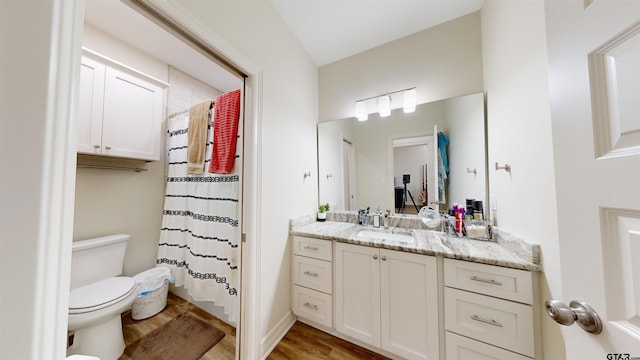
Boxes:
[318,92,488,217]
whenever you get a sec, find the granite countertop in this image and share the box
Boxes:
[290,216,541,272]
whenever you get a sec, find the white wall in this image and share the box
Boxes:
[481,0,564,358]
[74,25,169,277]
[175,1,319,344]
[319,11,484,122]
[444,93,486,207]
[318,118,356,210]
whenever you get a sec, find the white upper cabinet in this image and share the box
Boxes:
[77,56,105,155]
[77,49,167,161]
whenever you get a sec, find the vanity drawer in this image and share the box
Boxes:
[293,285,332,328]
[293,236,332,261]
[444,287,534,357]
[445,332,531,360]
[444,259,532,304]
[293,255,332,294]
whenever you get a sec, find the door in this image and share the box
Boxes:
[343,139,356,210]
[545,1,640,356]
[335,242,381,347]
[380,249,439,360]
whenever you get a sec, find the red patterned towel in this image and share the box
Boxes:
[209,89,241,174]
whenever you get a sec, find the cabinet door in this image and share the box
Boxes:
[77,57,105,155]
[335,242,381,347]
[101,67,162,160]
[381,249,439,360]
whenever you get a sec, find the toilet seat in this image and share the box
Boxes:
[69,277,136,314]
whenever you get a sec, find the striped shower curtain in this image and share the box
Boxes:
[157,112,240,323]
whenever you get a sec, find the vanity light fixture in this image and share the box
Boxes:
[355,100,368,121]
[354,87,416,120]
[403,88,416,113]
[378,95,391,117]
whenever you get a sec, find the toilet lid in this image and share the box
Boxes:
[69,276,136,313]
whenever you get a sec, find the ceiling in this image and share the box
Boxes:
[83,0,483,91]
[271,0,484,66]
[83,0,243,93]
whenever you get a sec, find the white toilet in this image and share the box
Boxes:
[67,234,137,360]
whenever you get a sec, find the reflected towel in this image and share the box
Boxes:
[437,131,449,174]
[209,89,241,174]
[187,101,212,174]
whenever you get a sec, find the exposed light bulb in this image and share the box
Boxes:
[378,95,390,117]
[403,88,416,113]
[355,100,368,121]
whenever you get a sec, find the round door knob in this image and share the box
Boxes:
[545,299,602,334]
[381,255,387,261]
[105,146,111,150]
[545,299,575,326]
[373,254,378,260]
[93,144,100,149]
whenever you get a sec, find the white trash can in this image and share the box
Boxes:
[131,267,175,320]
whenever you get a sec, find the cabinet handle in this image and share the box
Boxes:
[470,275,502,286]
[303,245,318,251]
[94,144,100,149]
[471,314,503,327]
[303,302,318,310]
[303,271,319,277]
[105,146,112,150]
[381,255,387,261]
[373,254,378,260]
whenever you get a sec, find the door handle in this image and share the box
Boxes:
[545,299,602,334]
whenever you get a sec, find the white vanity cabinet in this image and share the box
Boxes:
[292,236,333,328]
[335,242,439,360]
[444,258,536,359]
[77,49,167,161]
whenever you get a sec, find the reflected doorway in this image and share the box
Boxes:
[342,139,356,210]
[392,136,434,214]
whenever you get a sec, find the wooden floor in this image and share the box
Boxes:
[267,322,390,360]
[119,293,236,360]
[118,293,389,360]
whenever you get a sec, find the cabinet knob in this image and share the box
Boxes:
[94,144,100,149]
[381,255,387,261]
[105,146,111,150]
[373,254,378,260]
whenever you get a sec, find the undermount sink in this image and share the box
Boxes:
[355,229,415,244]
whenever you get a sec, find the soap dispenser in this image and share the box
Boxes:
[373,211,381,228]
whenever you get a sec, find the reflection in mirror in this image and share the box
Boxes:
[318,92,487,217]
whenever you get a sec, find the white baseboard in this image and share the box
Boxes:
[260,311,296,359]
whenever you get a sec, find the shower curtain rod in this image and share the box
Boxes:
[77,164,147,172]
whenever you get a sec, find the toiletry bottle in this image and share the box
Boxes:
[466,199,474,219]
[473,200,484,220]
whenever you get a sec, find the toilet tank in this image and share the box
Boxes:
[70,234,131,290]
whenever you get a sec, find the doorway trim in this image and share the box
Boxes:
[124,3,263,359]
[42,1,263,359]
